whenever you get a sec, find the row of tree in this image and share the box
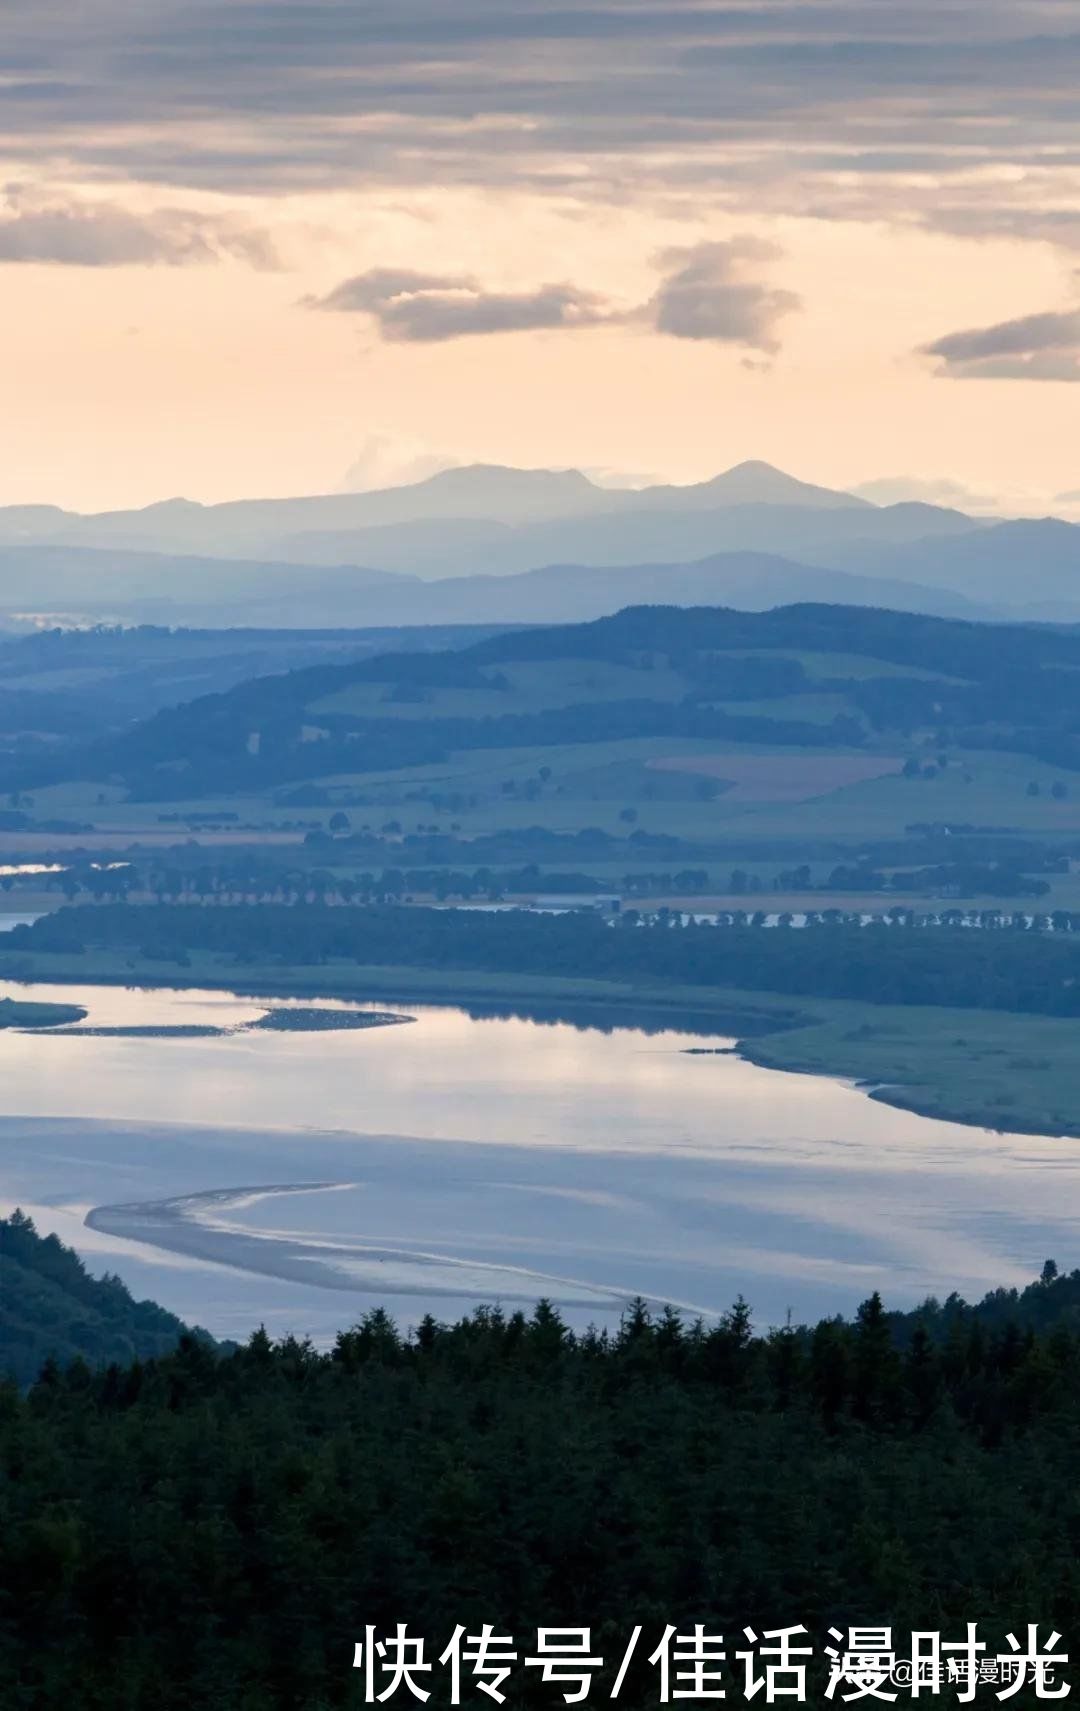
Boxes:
[15,901,1080,1016]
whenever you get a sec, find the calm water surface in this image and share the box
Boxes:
[1,978,1077,1342]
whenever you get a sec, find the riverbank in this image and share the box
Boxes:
[739,1005,1080,1138]
[0,943,807,1032]
[1,943,1077,1136]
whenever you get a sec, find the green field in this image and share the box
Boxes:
[22,736,1080,853]
[745,748,1080,836]
[9,610,1080,944]
[312,656,691,720]
[742,1001,1080,1137]
[728,647,968,683]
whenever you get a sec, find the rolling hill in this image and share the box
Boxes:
[342,550,985,625]
[0,543,406,627]
[827,518,1080,618]
[0,542,988,631]
[14,601,1080,805]
[266,496,980,580]
[0,622,514,726]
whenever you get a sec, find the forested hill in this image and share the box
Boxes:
[0,1211,220,1386]
[468,601,1080,675]
[13,599,1080,799]
[7,1266,1080,1707]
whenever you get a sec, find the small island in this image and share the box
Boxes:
[0,996,88,1030]
[20,1004,414,1040]
[249,1006,413,1033]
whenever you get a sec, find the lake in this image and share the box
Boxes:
[1,977,1077,1344]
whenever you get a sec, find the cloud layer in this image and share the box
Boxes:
[923,308,1080,381]
[4,0,1080,222]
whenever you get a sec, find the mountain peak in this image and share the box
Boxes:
[379,462,608,523]
[140,496,206,515]
[727,459,788,477]
[696,461,867,511]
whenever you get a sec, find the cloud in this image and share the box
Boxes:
[927,207,1080,253]
[4,0,1080,232]
[0,188,277,267]
[922,308,1080,380]
[851,475,998,512]
[306,268,614,339]
[582,464,659,490]
[647,238,800,353]
[309,239,799,353]
[340,431,460,491]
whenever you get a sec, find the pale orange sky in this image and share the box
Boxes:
[2,3,1079,514]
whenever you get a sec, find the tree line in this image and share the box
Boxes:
[6,1213,1080,1708]
[15,901,1080,1016]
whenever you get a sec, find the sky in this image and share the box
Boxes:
[2,0,1080,513]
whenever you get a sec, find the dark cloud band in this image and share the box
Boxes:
[3,1,1080,205]
[922,307,1080,381]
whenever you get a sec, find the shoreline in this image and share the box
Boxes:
[2,949,1079,1137]
[0,1098,1056,1340]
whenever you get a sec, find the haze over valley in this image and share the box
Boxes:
[4,457,1080,629]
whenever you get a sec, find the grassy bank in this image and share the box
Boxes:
[2,941,1079,1135]
[739,1002,1080,1137]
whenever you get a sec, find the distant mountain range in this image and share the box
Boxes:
[2,459,1079,629]
[0,541,995,629]
[0,460,870,559]
[0,544,401,626]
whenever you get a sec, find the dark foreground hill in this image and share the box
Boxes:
[0,1210,220,1387]
[5,1260,1080,1707]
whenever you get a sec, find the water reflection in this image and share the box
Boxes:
[0,978,1077,1342]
